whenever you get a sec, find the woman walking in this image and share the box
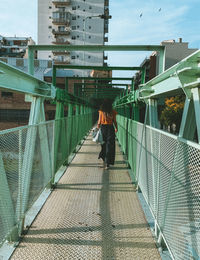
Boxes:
[97,99,118,169]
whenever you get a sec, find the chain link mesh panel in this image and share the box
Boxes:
[0,112,94,246]
[54,113,94,172]
[0,121,54,246]
[117,115,200,260]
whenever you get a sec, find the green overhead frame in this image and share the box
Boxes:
[74,83,129,87]
[28,44,165,76]
[27,44,165,116]
[52,65,142,87]
[65,77,133,81]
[53,65,142,71]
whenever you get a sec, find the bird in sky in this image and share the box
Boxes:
[140,13,142,18]
[158,8,161,12]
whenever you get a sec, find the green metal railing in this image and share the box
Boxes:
[0,113,94,247]
[0,58,96,247]
[116,115,200,260]
[115,50,200,260]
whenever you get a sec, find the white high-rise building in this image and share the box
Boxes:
[38,0,109,75]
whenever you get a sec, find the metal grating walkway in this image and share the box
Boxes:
[10,133,161,260]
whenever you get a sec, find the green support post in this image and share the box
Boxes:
[65,78,69,92]
[28,48,34,76]
[131,80,134,91]
[52,66,57,87]
[80,105,84,115]
[0,153,17,242]
[133,103,139,121]
[141,68,146,84]
[17,97,45,235]
[68,103,73,116]
[76,104,80,115]
[178,98,196,141]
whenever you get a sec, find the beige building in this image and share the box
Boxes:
[134,38,198,89]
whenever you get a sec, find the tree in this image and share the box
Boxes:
[160,95,185,133]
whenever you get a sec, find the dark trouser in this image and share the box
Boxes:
[98,124,115,166]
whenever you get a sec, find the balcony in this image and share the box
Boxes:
[52,51,70,56]
[52,40,70,45]
[52,0,71,6]
[52,29,70,36]
[53,59,70,65]
[52,12,71,25]
[52,18,70,26]
[105,0,109,7]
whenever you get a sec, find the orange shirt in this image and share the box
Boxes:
[98,110,117,125]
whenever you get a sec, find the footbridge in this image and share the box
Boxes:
[0,45,200,260]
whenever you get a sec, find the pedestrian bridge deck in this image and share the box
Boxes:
[10,133,161,260]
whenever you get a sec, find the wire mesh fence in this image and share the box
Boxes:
[117,114,200,260]
[0,112,94,247]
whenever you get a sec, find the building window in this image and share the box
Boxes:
[72,6,76,10]
[71,56,76,59]
[49,6,52,9]
[58,26,65,32]
[1,92,13,98]
[49,16,51,19]
[48,26,52,29]
[58,7,65,12]
[77,35,79,38]
[72,26,76,30]
[88,36,91,39]
[77,5,80,8]
[72,16,76,20]
[83,9,85,12]
[89,26,91,29]
[0,109,29,122]
[89,6,92,9]
[77,15,80,18]
[77,25,79,28]
[88,56,91,59]
[72,36,76,40]
[77,55,79,58]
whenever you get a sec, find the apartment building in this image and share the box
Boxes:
[0,35,35,58]
[38,0,110,75]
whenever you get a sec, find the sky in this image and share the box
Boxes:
[0,0,200,78]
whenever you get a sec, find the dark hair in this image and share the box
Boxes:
[100,99,113,113]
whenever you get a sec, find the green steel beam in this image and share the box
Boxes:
[80,87,123,91]
[83,93,119,96]
[0,61,55,99]
[67,77,133,81]
[54,65,142,71]
[29,44,164,52]
[75,83,128,87]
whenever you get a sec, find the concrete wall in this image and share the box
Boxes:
[38,0,53,59]
[161,40,198,71]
